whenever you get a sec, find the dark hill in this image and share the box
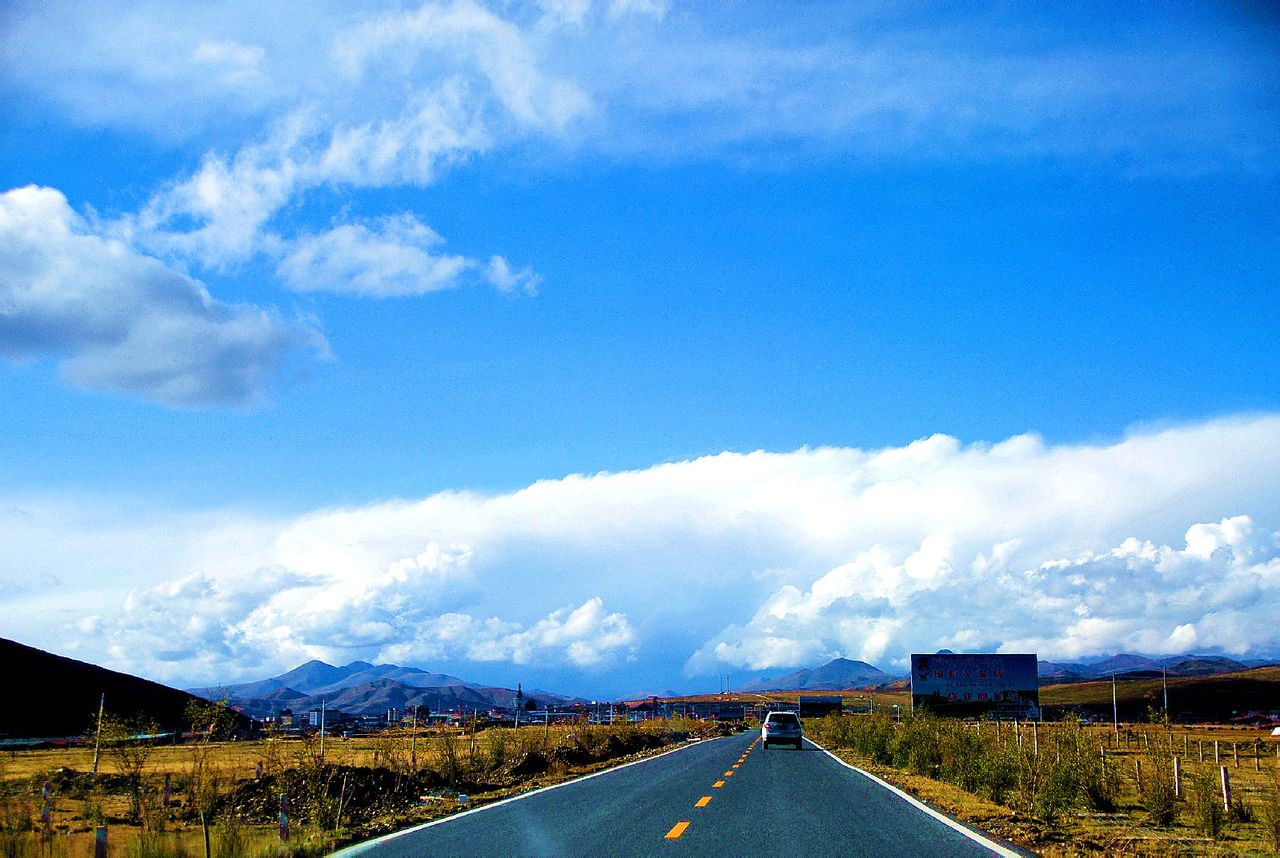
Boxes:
[1041,666,1280,722]
[0,638,247,739]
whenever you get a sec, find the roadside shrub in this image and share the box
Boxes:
[1189,767,1225,840]
[1141,748,1179,826]
[936,724,985,793]
[809,712,895,765]
[891,717,941,776]
[1032,758,1078,823]
[978,741,1019,806]
[434,732,463,787]
[480,728,512,773]
[1262,762,1280,852]
[213,808,248,857]
[1229,793,1253,824]
[0,793,33,858]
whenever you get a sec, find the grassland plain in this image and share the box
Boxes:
[0,718,726,857]
[807,714,1280,856]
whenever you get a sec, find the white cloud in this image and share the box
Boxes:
[689,514,1280,674]
[191,39,267,87]
[4,3,1269,313]
[0,185,325,406]
[378,597,635,668]
[484,256,541,295]
[10,3,1268,171]
[277,215,474,297]
[1,413,1277,690]
[99,4,561,297]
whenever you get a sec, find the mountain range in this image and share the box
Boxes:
[737,658,892,692]
[732,653,1278,694]
[1036,653,1269,682]
[191,659,586,719]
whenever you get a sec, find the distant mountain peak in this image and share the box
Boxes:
[738,656,893,693]
[342,660,375,671]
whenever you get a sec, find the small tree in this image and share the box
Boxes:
[256,720,286,777]
[1142,746,1179,826]
[1189,767,1225,840]
[183,696,237,858]
[98,712,161,822]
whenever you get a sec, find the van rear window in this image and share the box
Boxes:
[767,714,799,725]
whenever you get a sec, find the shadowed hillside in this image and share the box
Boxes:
[1041,665,1280,722]
[1,637,246,739]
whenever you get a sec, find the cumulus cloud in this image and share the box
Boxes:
[689,516,1280,674]
[105,541,636,679]
[379,597,635,668]
[1,414,1276,691]
[0,185,325,406]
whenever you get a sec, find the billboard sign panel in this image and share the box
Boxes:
[798,696,843,719]
[910,653,1039,719]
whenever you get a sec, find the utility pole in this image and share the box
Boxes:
[1162,665,1168,718]
[410,707,418,773]
[319,699,325,765]
[1112,672,1119,736]
[91,692,105,774]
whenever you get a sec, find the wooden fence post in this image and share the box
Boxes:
[1173,756,1181,799]
[1220,766,1231,813]
[1135,758,1143,793]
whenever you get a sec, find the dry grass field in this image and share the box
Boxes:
[809,716,1280,856]
[0,719,716,857]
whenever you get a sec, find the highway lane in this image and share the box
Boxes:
[337,730,1022,857]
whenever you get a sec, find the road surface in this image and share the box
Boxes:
[337,730,1023,857]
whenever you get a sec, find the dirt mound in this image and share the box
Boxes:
[18,767,134,799]
[219,765,446,826]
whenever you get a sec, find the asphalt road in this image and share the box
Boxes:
[337,730,1022,857]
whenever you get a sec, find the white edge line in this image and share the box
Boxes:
[808,738,1025,858]
[332,736,719,856]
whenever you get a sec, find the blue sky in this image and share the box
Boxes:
[1,1,1278,697]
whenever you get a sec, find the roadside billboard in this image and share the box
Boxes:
[798,696,843,719]
[910,653,1039,719]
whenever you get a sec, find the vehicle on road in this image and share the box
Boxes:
[761,710,803,749]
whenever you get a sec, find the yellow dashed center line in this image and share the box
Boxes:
[723,770,734,777]
[665,821,691,840]
[695,796,712,808]
[713,780,726,788]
